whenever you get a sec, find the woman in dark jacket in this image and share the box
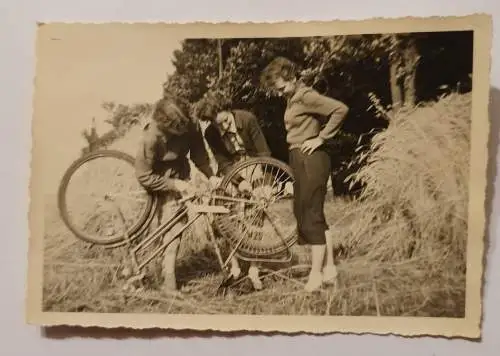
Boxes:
[194,92,275,290]
[260,57,349,292]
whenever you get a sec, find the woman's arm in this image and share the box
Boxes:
[135,135,175,192]
[303,89,349,140]
[204,127,236,177]
[246,113,271,157]
[188,120,215,179]
[299,88,349,154]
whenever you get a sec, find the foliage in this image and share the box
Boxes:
[80,102,154,156]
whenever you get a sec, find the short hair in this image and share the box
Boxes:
[260,57,298,89]
[193,91,232,122]
[152,96,192,135]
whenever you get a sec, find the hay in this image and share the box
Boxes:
[42,92,471,317]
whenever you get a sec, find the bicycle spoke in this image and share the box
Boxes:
[59,151,156,246]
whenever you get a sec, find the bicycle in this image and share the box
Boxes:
[57,149,298,293]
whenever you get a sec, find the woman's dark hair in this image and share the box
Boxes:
[193,91,232,122]
[260,57,298,89]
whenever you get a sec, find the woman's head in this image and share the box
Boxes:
[193,91,232,123]
[260,57,298,97]
[152,96,192,136]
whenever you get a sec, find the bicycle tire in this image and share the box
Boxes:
[57,149,158,247]
[214,156,298,258]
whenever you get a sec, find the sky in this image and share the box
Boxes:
[32,24,186,194]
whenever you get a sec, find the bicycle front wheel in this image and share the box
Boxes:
[57,150,158,248]
[213,156,298,258]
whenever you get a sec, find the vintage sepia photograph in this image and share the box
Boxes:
[26,16,492,337]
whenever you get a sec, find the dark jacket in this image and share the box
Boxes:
[135,119,214,193]
[204,110,271,178]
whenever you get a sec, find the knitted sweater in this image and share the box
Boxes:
[284,84,349,149]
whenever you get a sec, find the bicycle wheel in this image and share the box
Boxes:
[58,150,158,248]
[213,156,298,258]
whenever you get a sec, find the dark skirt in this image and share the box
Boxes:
[289,148,331,245]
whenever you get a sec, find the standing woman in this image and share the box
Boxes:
[260,57,349,292]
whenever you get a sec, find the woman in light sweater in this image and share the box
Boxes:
[260,57,349,292]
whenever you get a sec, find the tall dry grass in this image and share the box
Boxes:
[332,91,471,316]
[42,92,471,317]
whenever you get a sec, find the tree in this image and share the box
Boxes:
[80,102,154,156]
[159,32,472,195]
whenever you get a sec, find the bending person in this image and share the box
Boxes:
[194,92,274,290]
[135,93,222,293]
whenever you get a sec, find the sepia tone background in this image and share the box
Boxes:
[2,0,500,355]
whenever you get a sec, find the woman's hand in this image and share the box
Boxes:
[208,176,223,190]
[238,180,253,193]
[301,136,325,155]
[171,179,197,196]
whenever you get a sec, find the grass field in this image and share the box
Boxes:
[41,92,471,317]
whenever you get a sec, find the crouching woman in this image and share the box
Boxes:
[134,94,221,293]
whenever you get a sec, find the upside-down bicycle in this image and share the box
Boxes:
[57,150,298,292]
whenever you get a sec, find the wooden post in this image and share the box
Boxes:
[217,39,223,79]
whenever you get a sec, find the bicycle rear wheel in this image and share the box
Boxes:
[57,150,158,248]
[213,156,298,258]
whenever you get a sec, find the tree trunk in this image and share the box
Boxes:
[389,54,403,112]
[402,38,419,107]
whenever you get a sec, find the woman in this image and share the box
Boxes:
[260,57,349,292]
[194,92,275,290]
[194,91,274,189]
[135,93,222,293]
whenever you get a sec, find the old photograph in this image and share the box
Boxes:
[26,16,492,337]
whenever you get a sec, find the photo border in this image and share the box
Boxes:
[26,14,493,338]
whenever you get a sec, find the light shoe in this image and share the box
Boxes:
[304,271,323,292]
[230,265,242,279]
[322,265,338,285]
[248,266,263,290]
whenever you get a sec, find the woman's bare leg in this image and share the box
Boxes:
[323,228,338,284]
[157,196,181,292]
[162,237,181,291]
[304,244,326,292]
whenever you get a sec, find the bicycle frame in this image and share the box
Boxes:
[112,191,296,291]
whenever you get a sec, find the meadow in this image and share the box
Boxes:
[42,92,471,317]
